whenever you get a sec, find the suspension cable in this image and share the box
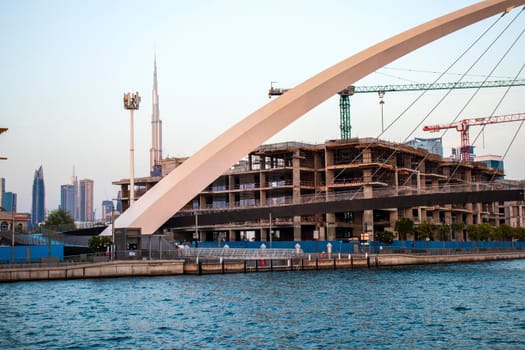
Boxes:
[446,9,524,185]
[381,8,521,188]
[333,11,505,187]
[398,7,523,188]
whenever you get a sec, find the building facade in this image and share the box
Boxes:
[101,200,113,224]
[31,166,45,228]
[1,192,17,213]
[60,184,76,219]
[115,138,519,242]
[405,137,443,157]
[0,212,30,233]
[79,179,94,222]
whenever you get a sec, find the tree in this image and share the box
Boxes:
[375,231,394,245]
[514,227,525,242]
[478,223,494,242]
[466,224,480,241]
[438,224,451,241]
[395,217,414,241]
[451,222,465,241]
[494,224,513,241]
[43,208,75,231]
[88,236,113,252]
[417,221,433,241]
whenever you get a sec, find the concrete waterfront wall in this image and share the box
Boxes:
[0,260,184,282]
[374,252,525,267]
[2,252,525,281]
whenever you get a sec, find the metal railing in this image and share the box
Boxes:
[174,247,301,261]
[177,181,522,215]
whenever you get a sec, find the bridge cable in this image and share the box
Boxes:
[471,48,525,159]
[397,7,524,188]
[332,10,505,187]
[445,9,524,185]
[489,63,525,182]
[369,8,521,189]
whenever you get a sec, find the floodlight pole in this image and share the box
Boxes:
[123,92,141,205]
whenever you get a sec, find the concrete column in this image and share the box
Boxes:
[433,208,439,225]
[420,208,427,224]
[293,215,302,241]
[389,210,399,231]
[465,169,472,183]
[293,150,301,204]
[363,209,373,236]
[444,205,452,225]
[199,194,206,209]
[259,172,266,206]
[229,175,235,208]
[475,202,482,225]
[465,203,473,225]
[326,212,336,241]
[260,227,268,242]
[363,148,372,163]
[229,229,236,242]
[319,226,326,241]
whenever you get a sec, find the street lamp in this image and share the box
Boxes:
[123,92,141,204]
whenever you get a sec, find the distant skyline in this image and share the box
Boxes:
[1,1,524,213]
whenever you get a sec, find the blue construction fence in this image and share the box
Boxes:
[0,245,64,264]
[197,240,525,254]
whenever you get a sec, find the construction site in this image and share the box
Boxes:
[109,64,525,244]
[114,135,525,243]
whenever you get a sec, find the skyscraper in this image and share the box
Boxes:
[60,184,76,219]
[1,178,17,212]
[2,192,17,212]
[79,179,94,222]
[31,166,45,228]
[101,200,113,224]
[71,169,80,220]
[150,54,163,176]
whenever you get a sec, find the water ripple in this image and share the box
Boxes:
[0,260,524,349]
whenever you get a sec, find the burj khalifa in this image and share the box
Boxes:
[150,55,163,176]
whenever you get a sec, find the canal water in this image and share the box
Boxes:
[1,260,524,349]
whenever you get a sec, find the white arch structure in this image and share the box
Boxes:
[102,0,524,236]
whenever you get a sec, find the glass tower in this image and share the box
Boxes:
[31,166,45,228]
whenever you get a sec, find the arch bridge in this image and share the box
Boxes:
[102,0,525,236]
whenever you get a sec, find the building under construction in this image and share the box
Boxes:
[114,137,525,242]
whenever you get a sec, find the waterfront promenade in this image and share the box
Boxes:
[1,250,525,282]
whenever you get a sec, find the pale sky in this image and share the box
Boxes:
[1,0,524,217]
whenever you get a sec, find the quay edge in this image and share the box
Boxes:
[2,252,525,282]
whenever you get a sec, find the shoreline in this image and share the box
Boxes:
[1,251,524,282]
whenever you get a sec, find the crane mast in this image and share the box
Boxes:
[423,112,525,161]
[268,79,525,140]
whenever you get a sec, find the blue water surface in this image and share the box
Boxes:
[1,260,524,349]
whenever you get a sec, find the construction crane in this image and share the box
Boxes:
[423,112,525,161]
[269,79,525,140]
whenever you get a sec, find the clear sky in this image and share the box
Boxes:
[1,0,524,217]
